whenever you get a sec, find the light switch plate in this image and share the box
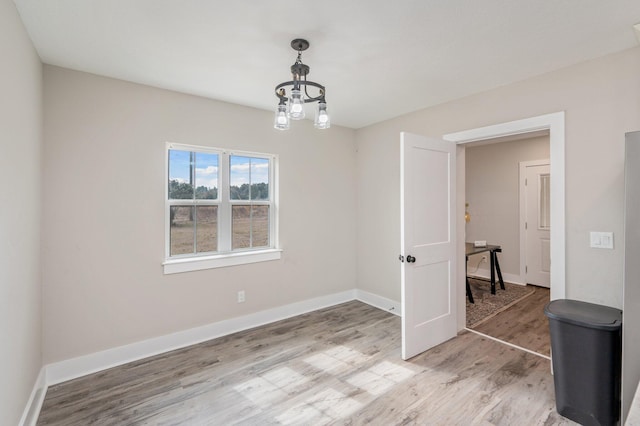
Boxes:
[590,231,614,249]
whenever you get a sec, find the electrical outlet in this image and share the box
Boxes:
[237,290,245,303]
[481,255,488,263]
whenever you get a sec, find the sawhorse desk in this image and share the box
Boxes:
[465,243,505,304]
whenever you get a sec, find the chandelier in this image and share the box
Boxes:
[274,39,330,130]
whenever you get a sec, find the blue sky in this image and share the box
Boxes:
[169,150,268,189]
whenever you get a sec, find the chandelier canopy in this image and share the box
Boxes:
[274,39,330,130]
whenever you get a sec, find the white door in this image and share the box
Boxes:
[523,162,551,287]
[400,132,457,360]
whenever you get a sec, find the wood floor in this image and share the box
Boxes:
[470,285,551,357]
[473,286,551,356]
[37,300,574,425]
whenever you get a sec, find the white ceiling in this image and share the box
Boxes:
[13,0,640,129]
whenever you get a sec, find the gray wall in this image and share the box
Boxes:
[0,0,43,424]
[465,136,550,281]
[42,66,358,363]
[355,47,640,311]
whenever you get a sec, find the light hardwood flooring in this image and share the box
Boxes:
[37,300,574,425]
[470,285,551,357]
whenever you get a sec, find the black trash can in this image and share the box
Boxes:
[544,299,622,426]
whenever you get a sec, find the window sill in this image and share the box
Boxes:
[163,248,282,274]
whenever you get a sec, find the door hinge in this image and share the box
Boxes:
[525,265,528,273]
[525,222,528,230]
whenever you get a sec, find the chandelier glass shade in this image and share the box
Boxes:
[274,39,330,130]
[273,103,289,130]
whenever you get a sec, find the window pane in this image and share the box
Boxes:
[230,156,250,200]
[232,205,269,250]
[539,174,551,229]
[251,158,269,200]
[170,206,194,255]
[251,205,269,247]
[195,206,218,253]
[230,156,270,200]
[195,152,218,200]
[168,150,193,200]
[232,205,251,249]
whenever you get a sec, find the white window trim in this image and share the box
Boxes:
[164,142,280,274]
[163,248,282,274]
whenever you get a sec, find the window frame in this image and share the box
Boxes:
[163,142,281,274]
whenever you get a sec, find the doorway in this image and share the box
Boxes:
[463,137,550,357]
[464,137,549,286]
[443,112,566,357]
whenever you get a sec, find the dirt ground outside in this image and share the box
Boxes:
[169,205,268,255]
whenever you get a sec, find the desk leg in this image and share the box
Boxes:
[490,251,496,294]
[494,251,505,290]
[466,255,474,303]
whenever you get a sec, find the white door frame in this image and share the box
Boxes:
[443,112,566,328]
[519,159,551,286]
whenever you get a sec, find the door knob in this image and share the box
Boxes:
[406,255,416,263]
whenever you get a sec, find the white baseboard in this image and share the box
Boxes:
[468,269,525,286]
[355,289,401,316]
[46,289,357,386]
[19,366,47,426]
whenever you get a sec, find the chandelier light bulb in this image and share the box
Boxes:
[289,89,305,120]
[314,101,330,129]
[273,103,290,130]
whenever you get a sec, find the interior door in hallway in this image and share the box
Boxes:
[522,161,550,287]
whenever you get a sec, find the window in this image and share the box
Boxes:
[538,173,550,230]
[164,143,280,273]
[229,156,271,250]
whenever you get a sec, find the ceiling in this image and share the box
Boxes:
[13,1,640,129]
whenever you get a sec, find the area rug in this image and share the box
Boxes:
[466,278,535,328]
